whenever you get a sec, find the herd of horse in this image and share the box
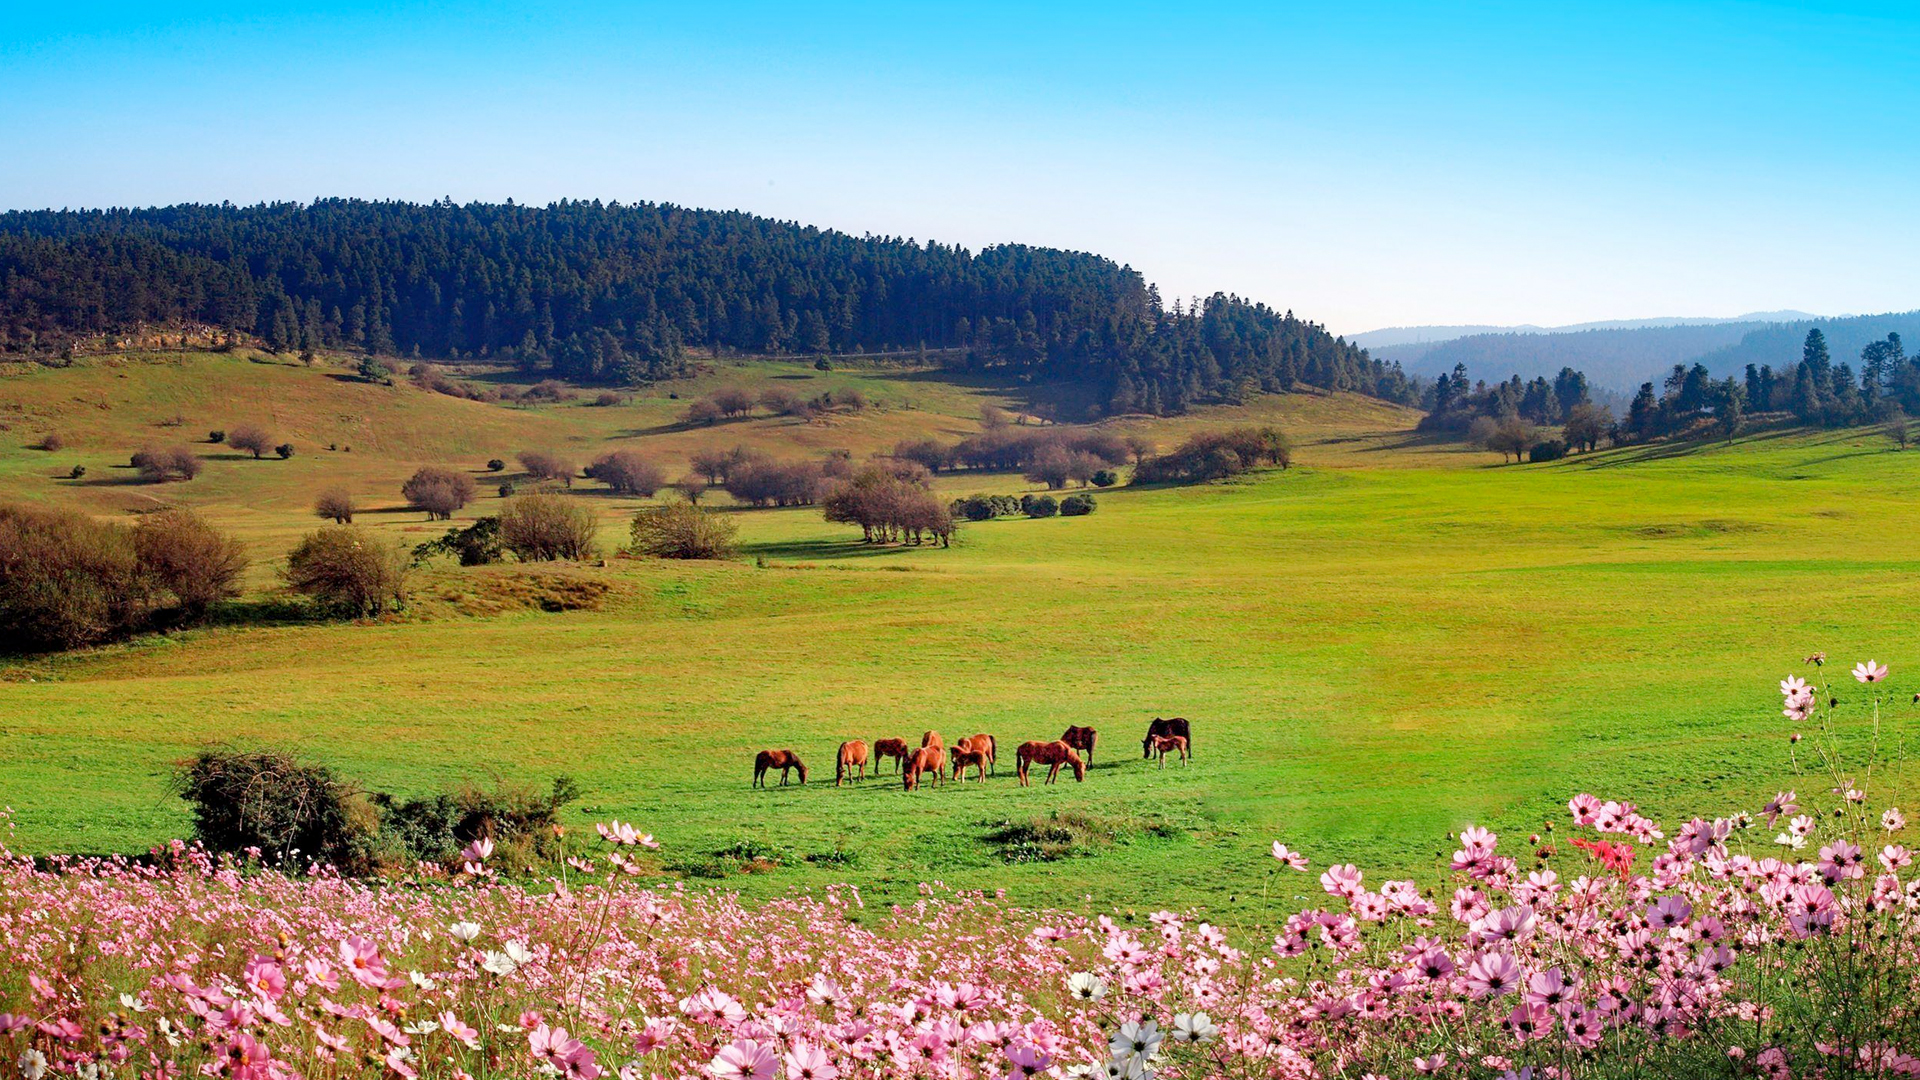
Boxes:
[750,716,1194,790]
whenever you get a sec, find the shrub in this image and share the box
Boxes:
[629,502,738,560]
[284,526,409,616]
[131,444,202,482]
[497,482,515,498]
[275,443,295,460]
[487,458,506,472]
[498,493,599,561]
[67,465,85,479]
[35,432,63,452]
[1091,469,1118,488]
[176,747,376,871]
[592,391,624,407]
[685,398,724,426]
[357,356,394,385]
[0,503,150,651]
[1134,425,1291,484]
[1528,438,1568,463]
[226,424,275,459]
[1059,493,1098,516]
[412,517,503,566]
[758,387,809,417]
[585,450,666,496]
[523,380,576,403]
[710,386,756,418]
[516,450,575,486]
[1026,495,1058,518]
[401,466,477,520]
[678,475,710,504]
[133,509,248,616]
[208,430,225,444]
[725,457,826,507]
[313,487,356,524]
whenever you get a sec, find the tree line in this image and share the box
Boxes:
[0,199,1410,417]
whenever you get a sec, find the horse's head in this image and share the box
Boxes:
[1067,750,1087,781]
[793,758,807,783]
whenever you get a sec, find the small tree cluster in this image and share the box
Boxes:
[628,502,738,559]
[498,493,598,561]
[724,454,830,507]
[516,450,575,486]
[412,517,503,566]
[1467,415,1538,463]
[0,504,247,651]
[226,423,276,459]
[821,465,954,546]
[284,526,409,616]
[401,466,477,519]
[176,747,376,873]
[948,494,1025,521]
[584,450,666,496]
[313,487,356,524]
[1133,426,1292,483]
[893,427,1130,474]
[131,444,202,483]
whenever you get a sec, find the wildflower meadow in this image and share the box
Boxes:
[2,662,1917,1079]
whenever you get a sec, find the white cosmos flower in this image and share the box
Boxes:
[1104,1056,1152,1080]
[447,921,482,943]
[1774,833,1807,851]
[402,1020,440,1036]
[480,950,519,976]
[409,970,437,990]
[503,940,533,965]
[19,1050,49,1080]
[1067,972,1107,1001]
[1109,1020,1164,1063]
[119,992,149,1012]
[1062,1065,1100,1080]
[1170,1012,1216,1043]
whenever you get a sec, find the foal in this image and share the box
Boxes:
[1148,734,1189,768]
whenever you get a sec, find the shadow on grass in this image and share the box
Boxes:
[741,537,919,561]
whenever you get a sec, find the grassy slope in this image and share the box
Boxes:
[1,351,1914,927]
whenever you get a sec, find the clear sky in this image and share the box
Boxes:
[2,2,1916,334]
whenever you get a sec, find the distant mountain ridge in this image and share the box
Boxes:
[1348,311,1816,351]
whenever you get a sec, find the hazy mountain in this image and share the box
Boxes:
[1350,311,1815,352]
[1694,311,1920,379]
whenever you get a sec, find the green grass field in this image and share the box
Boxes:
[2,350,1915,927]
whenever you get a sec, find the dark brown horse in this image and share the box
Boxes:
[1061,726,1098,764]
[904,746,947,791]
[1142,717,1192,759]
[872,738,912,774]
[836,740,870,786]
[1148,734,1189,768]
[753,750,807,788]
[949,743,991,782]
[1017,741,1086,786]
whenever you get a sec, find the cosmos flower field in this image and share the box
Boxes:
[3,666,1918,1078]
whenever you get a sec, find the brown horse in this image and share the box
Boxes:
[921,730,944,753]
[1142,717,1192,759]
[949,743,991,782]
[904,746,947,791]
[959,733,998,775]
[1016,741,1086,786]
[872,738,912,774]
[1148,734,1189,768]
[1061,725,1098,764]
[836,740,870,786]
[753,750,807,788]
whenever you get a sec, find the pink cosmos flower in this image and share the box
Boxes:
[1319,863,1363,899]
[1464,950,1524,997]
[215,1031,273,1080]
[338,936,389,988]
[783,1042,838,1080]
[1005,1044,1052,1080]
[241,956,285,1001]
[1885,807,1906,832]
[711,1039,779,1080]
[1854,660,1889,683]
[1270,842,1308,870]
[440,1011,481,1050]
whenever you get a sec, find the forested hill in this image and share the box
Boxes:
[0,199,1411,416]
[1692,311,1920,379]
[1374,322,1766,393]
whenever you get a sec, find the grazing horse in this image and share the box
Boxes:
[949,743,991,782]
[1060,725,1098,764]
[904,746,947,791]
[872,738,912,774]
[753,750,807,788]
[961,733,997,775]
[1148,734,1189,768]
[1016,741,1086,786]
[836,740,870,786]
[1142,717,1193,759]
[921,730,944,753]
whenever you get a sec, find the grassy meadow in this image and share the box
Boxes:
[1,350,1915,926]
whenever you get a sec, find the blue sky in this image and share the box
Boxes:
[2,2,1916,333]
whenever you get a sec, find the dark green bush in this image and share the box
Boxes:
[1529,439,1568,463]
[176,747,377,871]
[1091,470,1118,487]
[1059,493,1097,516]
[1025,495,1058,518]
